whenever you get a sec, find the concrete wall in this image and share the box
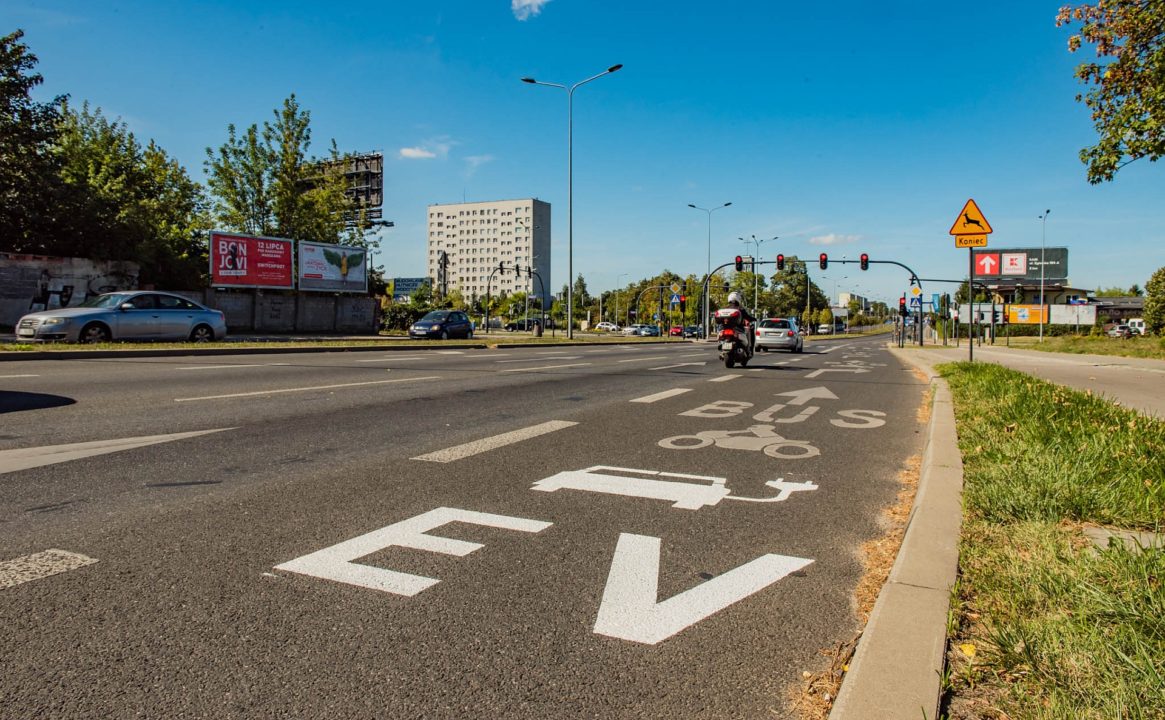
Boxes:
[188,291,378,334]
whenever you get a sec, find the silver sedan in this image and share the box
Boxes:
[16,291,228,343]
[755,318,803,353]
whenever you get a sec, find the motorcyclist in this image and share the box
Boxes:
[725,292,756,352]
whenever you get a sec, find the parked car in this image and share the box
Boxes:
[623,324,647,335]
[682,325,701,338]
[16,291,227,344]
[595,321,620,332]
[503,318,542,331]
[1106,324,1133,338]
[669,325,683,336]
[409,310,474,339]
[755,318,804,353]
[816,324,834,335]
[638,325,661,337]
[1128,318,1147,336]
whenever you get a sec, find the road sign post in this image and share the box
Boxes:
[949,199,993,363]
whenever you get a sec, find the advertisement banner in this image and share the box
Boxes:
[210,231,294,289]
[389,277,431,302]
[298,241,367,293]
[1007,304,1047,324]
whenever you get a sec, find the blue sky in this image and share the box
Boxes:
[10,0,1164,304]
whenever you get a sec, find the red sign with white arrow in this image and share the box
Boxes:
[974,253,999,277]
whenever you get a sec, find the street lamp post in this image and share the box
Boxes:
[615,272,628,327]
[688,202,732,338]
[741,234,777,314]
[1038,209,1051,342]
[523,64,623,340]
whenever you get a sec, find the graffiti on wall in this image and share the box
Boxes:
[0,253,140,328]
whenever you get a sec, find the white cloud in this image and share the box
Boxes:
[399,147,437,159]
[809,233,862,246]
[398,137,455,160]
[464,155,495,176]
[512,0,551,20]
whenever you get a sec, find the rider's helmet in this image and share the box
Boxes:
[727,291,742,305]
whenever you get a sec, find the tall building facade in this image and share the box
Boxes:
[427,199,551,304]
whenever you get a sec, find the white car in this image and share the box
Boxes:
[595,321,620,332]
[623,324,647,335]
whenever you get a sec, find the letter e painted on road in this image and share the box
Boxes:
[274,507,552,596]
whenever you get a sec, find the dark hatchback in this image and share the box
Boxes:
[409,310,474,339]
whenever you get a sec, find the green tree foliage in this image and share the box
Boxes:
[768,256,828,317]
[205,94,367,247]
[1057,2,1165,183]
[54,101,209,287]
[1094,284,1145,297]
[1144,266,1165,334]
[0,30,65,250]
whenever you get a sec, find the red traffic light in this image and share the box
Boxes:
[819,253,828,270]
[735,256,744,271]
[776,253,785,271]
[898,296,908,316]
[860,253,869,271]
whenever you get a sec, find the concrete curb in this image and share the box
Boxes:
[830,347,964,720]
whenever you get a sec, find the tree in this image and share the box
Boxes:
[955,281,989,304]
[768,256,828,317]
[1057,3,1165,183]
[205,94,367,247]
[1094,284,1144,297]
[0,30,65,251]
[1144,266,1165,334]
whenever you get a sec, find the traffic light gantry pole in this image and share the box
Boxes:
[485,262,547,334]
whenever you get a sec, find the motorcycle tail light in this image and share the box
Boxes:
[722,328,735,338]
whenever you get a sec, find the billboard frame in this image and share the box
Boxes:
[297,240,369,294]
[209,231,295,290]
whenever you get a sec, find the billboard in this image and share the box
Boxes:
[298,241,367,293]
[210,231,294,289]
[973,247,1068,281]
[388,277,431,302]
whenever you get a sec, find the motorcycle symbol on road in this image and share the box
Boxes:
[658,424,820,459]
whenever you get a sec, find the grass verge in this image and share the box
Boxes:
[938,362,1165,719]
[1004,334,1165,361]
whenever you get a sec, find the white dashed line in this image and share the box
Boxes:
[1,549,98,590]
[497,356,581,363]
[708,374,740,383]
[177,363,290,370]
[500,363,591,373]
[630,388,693,404]
[617,356,668,363]
[412,420,578,463]
[174,376,438,402]
[355,356,425,362]
[0,374,39,379]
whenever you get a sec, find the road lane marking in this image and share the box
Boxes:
[708,375,740,383]
[1,549,98,590]
[174,377,439,402]
[500,363,591,373]
[355,356,425,362]
[618,356,668,363]
[497,356,581,363]
[0,429,232,475]
[0,374,39,379]
[679,353,708,358]
[649,362,707,370]
[630,388,692,404]
[177,363,291,370]
[536,351,573,355]
[412,420,578,463]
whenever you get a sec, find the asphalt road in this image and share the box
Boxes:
[1,337,927,719]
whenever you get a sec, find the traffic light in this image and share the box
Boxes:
[819,253,828,270]
[680,295,687,313]
[514,263,521,278]
[860,253,869,271]
[526,266,532,278]
[498,261,504,273]
[899,296,907,317]
[735,255,743,271]
[776,254,785,271]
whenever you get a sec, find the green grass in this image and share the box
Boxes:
[938,362,1165,718]
[1005,334,1165,361]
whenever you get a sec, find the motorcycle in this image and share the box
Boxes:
[715,308,753,368]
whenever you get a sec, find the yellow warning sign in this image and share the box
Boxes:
[955,234,988,248]
[949,199,993,236]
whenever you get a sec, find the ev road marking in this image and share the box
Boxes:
[594,534,813,645]
[412,420,578,463]
[531,466,817,509]
[630,388,692,404]
[275,507,551,596]
[0,549,99,590]
[0,429,232,475]
[174,376,438,402]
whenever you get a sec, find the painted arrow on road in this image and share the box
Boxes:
[774,386,839,405]
[0,429,232,475]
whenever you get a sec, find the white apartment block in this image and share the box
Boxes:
[838,291,869,311]
[427,198,551,303]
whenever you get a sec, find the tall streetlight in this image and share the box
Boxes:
[1038,209,1051,342]
[740,234,777,314]
[522,63,623,339]
[615,272,628,326]
[688,202,732,338]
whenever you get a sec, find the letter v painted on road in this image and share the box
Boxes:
[593,534,813,645]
